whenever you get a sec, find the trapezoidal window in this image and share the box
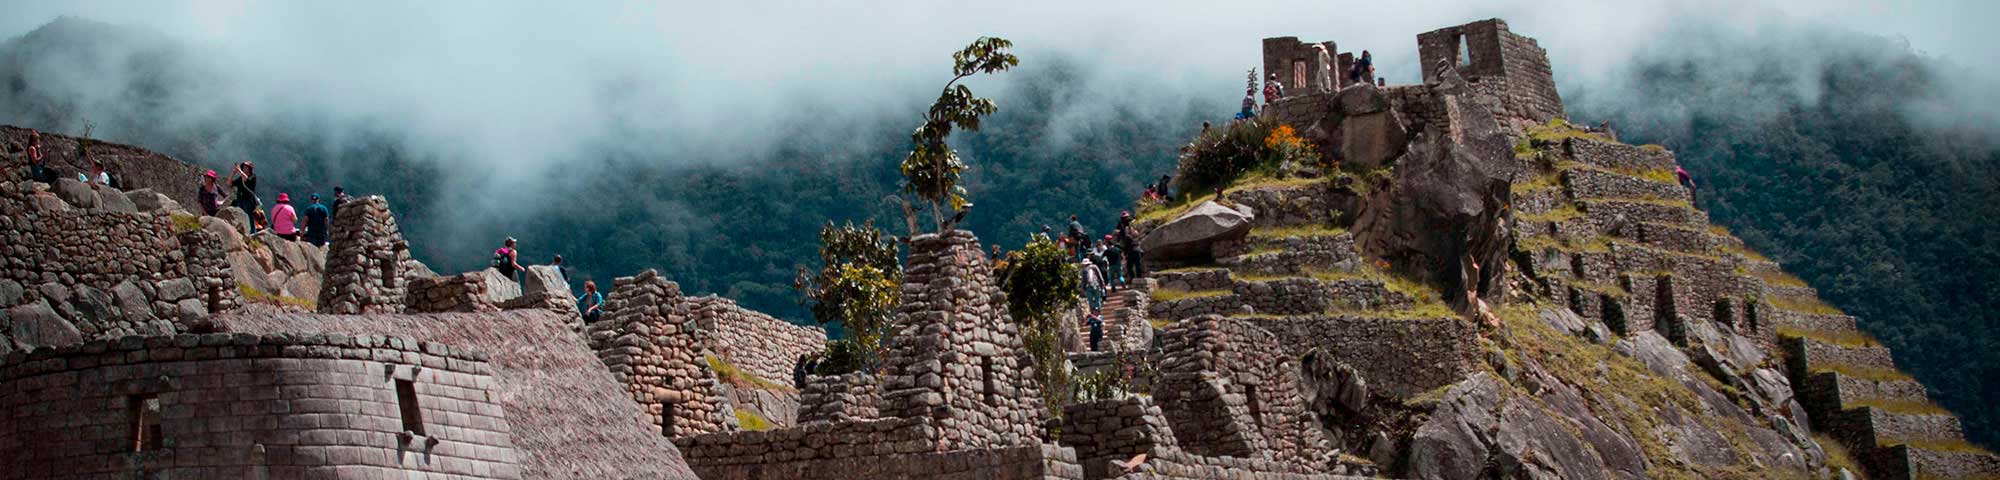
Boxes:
[380,251,402,291]
[1245,385,1263,427]
[128,394,162,452]
[660,402,677,438]
[1291,59,1307,91]
[981,357,998,405]
[1457,34,1472,68]
[396,379,426,436]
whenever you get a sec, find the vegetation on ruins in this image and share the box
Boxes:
[794,220,901,374]
[999,235,1081,413]
[899,36,1019,232]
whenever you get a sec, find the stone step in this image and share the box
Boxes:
[1784,335,1899,373]
[1869,443,2000,480]
[1229,276,1408,316]
[1798,371,1932,417]
[1770,309,1859,333]
[1153,268,1233,292]
[1579,199,1707,227]
[1561,167,1688,202]
[1824,406,1968,450]
[1565,137,1678,173]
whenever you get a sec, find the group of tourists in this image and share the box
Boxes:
[193,160,350,247]
[24,128,117,187]
[1058,206,1154,352]
[1240,47,1377,120]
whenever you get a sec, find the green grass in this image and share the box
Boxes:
[1246,224,1347,240]
[237,283,315,310]
[1511,172,1563,195]
[1883,438,1996,455]
[1814,433,1865,478]
[1750,269,1809,288]
[1767,295,1844,316]
[1134,173,1330,224]
[734,408,773,431]
[1776,325,1881,348]
[170,212,204,234]
[1515,205,1584,223]
[1846,397,1952,416]
[1809,363,1915,383]
[1154,266,1225,275]
[704,355,796,393]
[1149,318,1172,330]
[1516,233,1611,254]
[1149,288,1230,303]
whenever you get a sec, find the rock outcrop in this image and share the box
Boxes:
[1142,200,1255,261]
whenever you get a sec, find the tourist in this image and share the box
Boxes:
[1676,166,1697,205]
[1067,214,1087,245]
[270,193,299,241]
[87,160,111,187]
[1104,234,1125,289]
[197,170,225,216]
[302,194,332,246]
[229,162,260,230]
[1142,184,1158,204]
[1158,175,1172,201]
[1313,44,1334,93]
[330,185,350,220]
[251,208,268,235]
[577,280,605,324]
[1082,259,1104,312]
[1349,50,1375,85]
[26,130,51,183]
[1238,87,1257,120]
[551,254,571,283]
[1264,72,1285,104]
[1087,312,1104,352]
[493,237,524,282]
[793,354,812,389]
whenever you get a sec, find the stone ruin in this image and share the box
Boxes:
[316,195,421,315]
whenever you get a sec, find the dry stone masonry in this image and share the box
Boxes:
[316,196,424,315]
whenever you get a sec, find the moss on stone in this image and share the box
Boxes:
[1149,288,1230,303]
[705,355,796,393]
[733,408,773,431]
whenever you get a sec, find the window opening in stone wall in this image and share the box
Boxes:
[205,286,219,313]
[396,379,426,436]
[1457,34,1472,68]
[1291,59,1307,92]
[1745,300,1760,333]
[981,356,997,405]
[1245,385,1263,427]
[660,402,677,438]
[128,394,161,452]
[1713,300,1736,332]
[381,252,402,291]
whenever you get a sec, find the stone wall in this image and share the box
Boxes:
[1151,316,1329,468]
[1,126,205,209]
[677,418,1083,480]
[584,270,729,437]
[798,372,880,423]
[1060,397,1364,480]
[0,180,222,351]
[689,295,827,385]
[175,227,242,319]
[1262,37,1341,96]
[407,271,500,313]
[1256,315,1476,399]
[0,332,521,479]
[316,196,419,315]
[880,230,1045,450]
[1416,19,1563,124]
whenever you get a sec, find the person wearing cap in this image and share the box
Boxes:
[492,237,524,283]
[229,162,260,231]
[302,194,332,246]
[550,254,570,284]
[269,193,299,241]
[197,170,226,216]
[1103,234,1124,290]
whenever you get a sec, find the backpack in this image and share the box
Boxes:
[491,248,511,269]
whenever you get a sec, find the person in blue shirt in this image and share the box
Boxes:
[301,194,332,246]
[1087,313,1104,352]
[576,280,605,324]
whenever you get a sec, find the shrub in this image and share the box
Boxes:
[1172,118,1279,197]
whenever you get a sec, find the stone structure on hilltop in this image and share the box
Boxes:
[1414,19,1564,125]
[316,195,426,314]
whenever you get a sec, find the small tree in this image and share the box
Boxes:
[1001,234,1081,413]
[795,221,902,374]
[901,37,1019,231]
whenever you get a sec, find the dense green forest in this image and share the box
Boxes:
[1566,32,2000,447]
[5,17,1994,447]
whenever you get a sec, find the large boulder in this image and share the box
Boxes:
[52,178,97,209]
[1141,201,1256,261]
[1340,109,1409,170]
[520,265,573,301]
[1333,82,1392,116]
[125,188,184,213]
[1410,374,1504,480]
[228,250,279,296]
[468,268,522,304]
[95,187,138,213]
[201,215,245,251]
[219,206,251,236]
[1351,64,1517,307]
[7,300,83,350]
[282,273,322,300]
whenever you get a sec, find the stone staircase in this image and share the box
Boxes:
[1513,132,2000,479]
[1075,280,1154,353]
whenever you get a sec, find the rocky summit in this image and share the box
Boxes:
[0,17,1994,480]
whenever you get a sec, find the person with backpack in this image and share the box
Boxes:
[1263,72,1285,105]
[1082,259,1104,312]
[493,237,524,282]
[576,280,605,324]
[1104,234,1125,290]
[1087,312,1104,352]
[197,170,226,216]
[302,194,332,246]
[270,193,300,241]
[330,185,350,220]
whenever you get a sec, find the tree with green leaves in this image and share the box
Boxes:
[901,36,1019,232]
[1001,234,1082,413]
[794,220,902,374]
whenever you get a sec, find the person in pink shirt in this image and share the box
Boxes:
[271,193,300,241]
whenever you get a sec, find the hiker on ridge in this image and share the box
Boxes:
[1676,166,1697,205]
[230,162,260,230]
[493,237,525,282]
[302,194,332,246]
[270,193,299,241]
[26,130,52,183]
[577,280,605,324]
[1264,72,1285,104]
[330,185,350,220]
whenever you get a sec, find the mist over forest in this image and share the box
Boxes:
[3,6,1997,447]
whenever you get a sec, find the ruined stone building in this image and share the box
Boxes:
[1,17,1996,480]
